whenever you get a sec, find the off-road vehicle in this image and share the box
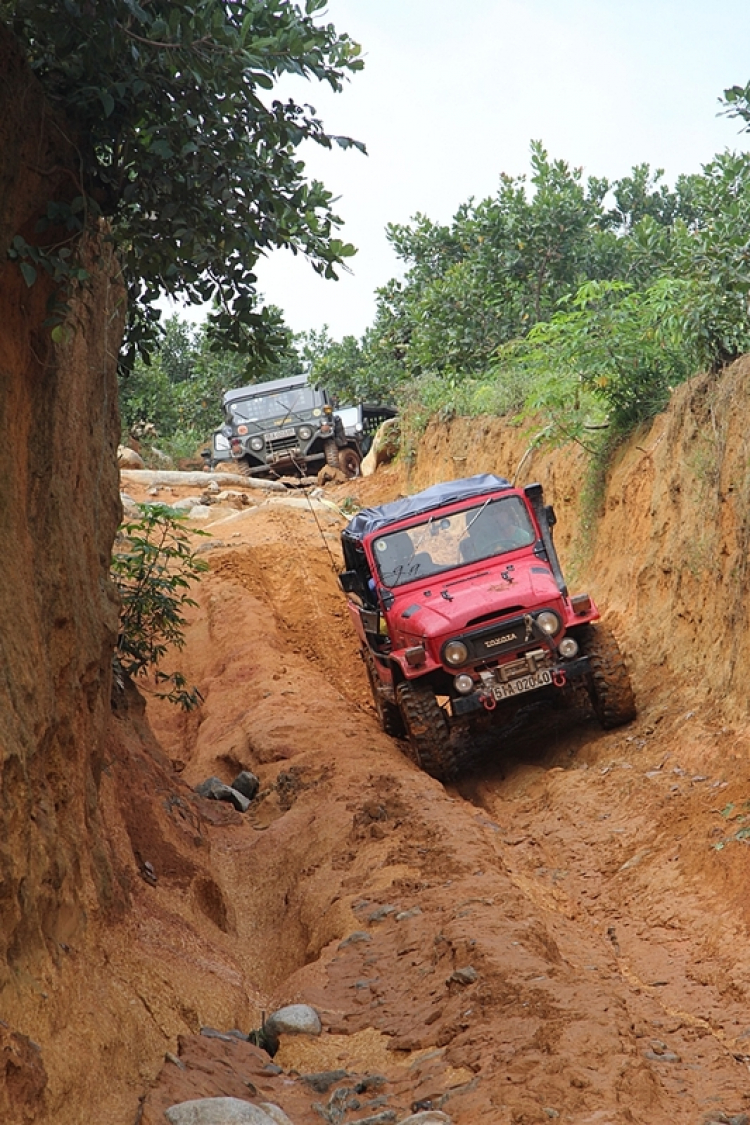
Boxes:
[339,474,635,780]
[221,375,394,479]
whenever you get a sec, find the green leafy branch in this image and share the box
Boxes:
[111,503,208,709]
[4,0,366,368]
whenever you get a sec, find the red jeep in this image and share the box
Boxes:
[339,474,635,779]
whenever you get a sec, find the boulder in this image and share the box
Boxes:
[264,1004,322,1038]
[258,1107,295,1125]
[194,778,251,813]
[361,417,400,477]
[317,465,347,486]
[231,771,260,801]
[117,445,145,469]
[165,1097,282,1124]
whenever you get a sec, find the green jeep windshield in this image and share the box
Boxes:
[228,385,322,423]
[372,496,536,587]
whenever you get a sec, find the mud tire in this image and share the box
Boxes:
[338,447,361,478]
[323,439,340,469]
[396,681,459,782]
[579,623,636,729]
[362,648,405,738]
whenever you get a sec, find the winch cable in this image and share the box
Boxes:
[303,486,344,574]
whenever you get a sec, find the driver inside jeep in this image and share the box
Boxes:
[460,499,534,562]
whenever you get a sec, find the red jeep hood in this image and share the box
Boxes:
[390,559,561,638]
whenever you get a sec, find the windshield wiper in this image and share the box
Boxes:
[458,497,492,546]
[274,393,309,425]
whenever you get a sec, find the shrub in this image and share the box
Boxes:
[111,504,208,709]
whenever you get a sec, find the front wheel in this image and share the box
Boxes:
[396,682,459,782]
[362,649,405,738]
[579,623,636,729]
[338,447,361,478]
[323,439,340,469]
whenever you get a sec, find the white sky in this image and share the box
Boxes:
[203,1,750,341]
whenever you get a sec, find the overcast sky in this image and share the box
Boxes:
[228,2,750,341]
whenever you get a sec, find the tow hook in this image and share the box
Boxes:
[553,669,567,688]
[480,693,497,711]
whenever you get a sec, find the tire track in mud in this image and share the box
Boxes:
[451,705,750,1088]
[206,505,372,714]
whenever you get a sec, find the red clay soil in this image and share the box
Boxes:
[115,448,750,1125]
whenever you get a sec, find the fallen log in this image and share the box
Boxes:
[119,470,287,492]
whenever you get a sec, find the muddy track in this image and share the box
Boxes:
[134,494,750,1125]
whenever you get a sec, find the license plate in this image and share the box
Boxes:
[270,428,296,441]
[492,668,552,700]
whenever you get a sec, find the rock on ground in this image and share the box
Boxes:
[399,1113,453,1125]
[264,1005,322,1038]
[118,446,145,469]
[194,777,251,813]
[361,417,400,476]
[165,1097,288,1125]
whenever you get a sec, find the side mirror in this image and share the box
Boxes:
[339,570,365,597]
[545,504,557,528]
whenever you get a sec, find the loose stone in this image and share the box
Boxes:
[164,1097,282,1124]
[300,1069,349,1093]
[258,1105,296,1125]
[398,1113,453,1125]
[264,1004,322,1038]
[195,777,251,813]
[338,932,372,949]
[446,966,478,986]
[231,770,260,801]
[367,905,397,923]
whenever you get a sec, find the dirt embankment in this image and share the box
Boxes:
[0,25,129,1125]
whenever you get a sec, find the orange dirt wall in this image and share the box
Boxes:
[0,17,125,1071]
[406,357,750,721]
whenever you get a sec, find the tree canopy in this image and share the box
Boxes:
[311,135,750,445]
[2,0,365,368]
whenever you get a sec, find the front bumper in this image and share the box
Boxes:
[451,655,590,716]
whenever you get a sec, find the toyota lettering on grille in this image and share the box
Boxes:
[484,632,519,648]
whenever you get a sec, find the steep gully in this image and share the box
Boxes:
[5,361,750,1125]
[131,362,750,1125]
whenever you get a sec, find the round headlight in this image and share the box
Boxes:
[297,424,313,441]
[536,611,561,636]
[559,636,579,658]
[444,640,469,666]
[454,673,474,694]
[249,436,264,452]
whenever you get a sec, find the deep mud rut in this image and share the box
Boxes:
[129,472,750,1125]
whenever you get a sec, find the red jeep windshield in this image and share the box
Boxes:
[371,496,536,587]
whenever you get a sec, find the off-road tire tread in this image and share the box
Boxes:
[338,447,361,478]
[323,439,340,469]
[362,648,405,738]
[396,682,459,782]
[580,623,636,729]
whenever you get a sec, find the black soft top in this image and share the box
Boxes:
[343,473,512,542]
